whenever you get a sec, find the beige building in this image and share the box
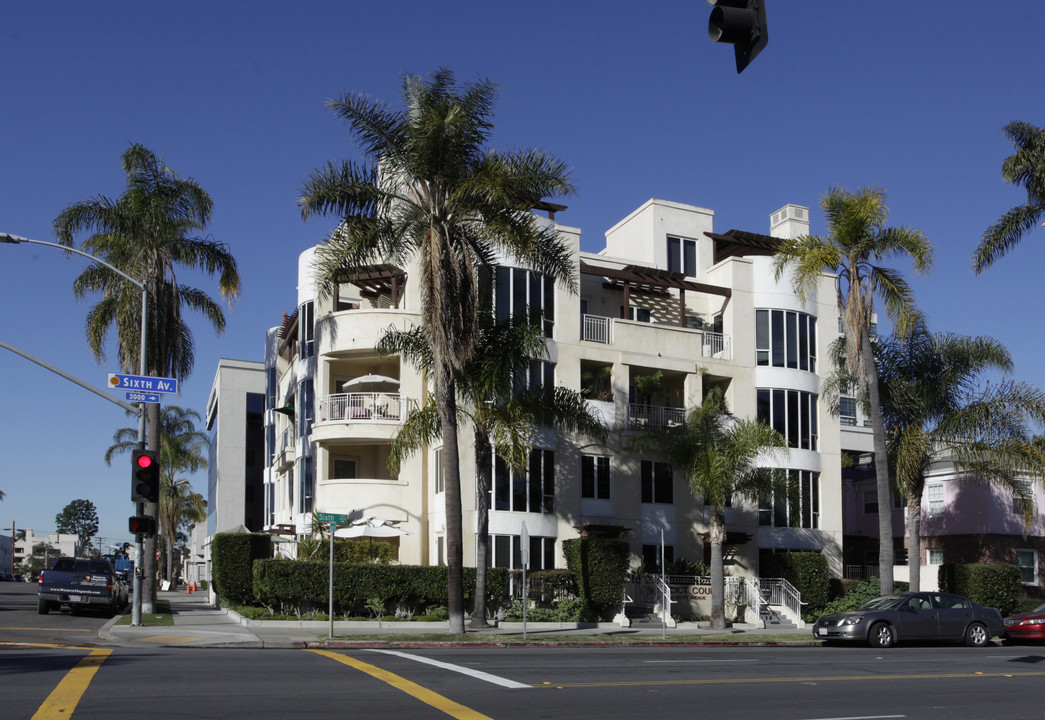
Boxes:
[263,198,844,580]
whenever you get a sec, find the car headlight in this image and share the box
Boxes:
[1022,618,1045,626]
[840,616,864,626]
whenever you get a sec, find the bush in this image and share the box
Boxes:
[938,563,1022,616]
[251,559,510,617]
[805,577,909,622]
[211,533,273,606]
[562,537,629,620]
[761,551,831,614]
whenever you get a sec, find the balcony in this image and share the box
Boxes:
[580,313,731,359]
[627,403,686,431]
[272,427,296,471]
[317,393,412,423]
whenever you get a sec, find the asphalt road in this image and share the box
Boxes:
[0,580,119,646]
[3,594,1045,720]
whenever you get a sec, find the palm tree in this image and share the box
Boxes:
[974,121,1045,273]
[772,186,933,594]
[876,321,1045,591]
[381,313,605,626]
[105,406,209,583]
[299,69,575,633]
[631,387,787,630]
[56,144,240,610]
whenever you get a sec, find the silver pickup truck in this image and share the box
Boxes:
[38,557,129,617]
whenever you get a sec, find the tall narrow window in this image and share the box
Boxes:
[581,455,611,499]
[927,484,943,516]
[641,460,673,504]
[666,236,696,276]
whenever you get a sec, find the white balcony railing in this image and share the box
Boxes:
[317,393,411,422]
[701,331,730,359]
[627,404,685,431]
[582,314,610,343]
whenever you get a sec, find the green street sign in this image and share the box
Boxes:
[316,512,348,524]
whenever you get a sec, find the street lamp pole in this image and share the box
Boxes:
[1,231,149,626]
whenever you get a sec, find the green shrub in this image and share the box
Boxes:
[938,563,1022,616]
[562,537,629,620]
[251,559,509,617]
[211,533,273,606]
[761,551,831,614]
[805,577,909,622]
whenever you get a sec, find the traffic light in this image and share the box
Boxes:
[708,0,769,74]
[131,449,160,503]
[128,515,157,536]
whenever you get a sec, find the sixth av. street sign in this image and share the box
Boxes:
[107,373,178,394]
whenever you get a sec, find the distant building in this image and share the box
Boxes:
[14,529,81,569]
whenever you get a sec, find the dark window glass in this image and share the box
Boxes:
[495,266,510,324]
[756,309,769,366]
[771,310,785,367]
[786,312,798,368]
[757,389,771,424]
[684,240,696,277]
[798,315,809,371]
[787,390,799,447]
[495,456,510,511]
[667,236,680,273]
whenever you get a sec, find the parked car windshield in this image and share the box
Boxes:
[859,595,907,611]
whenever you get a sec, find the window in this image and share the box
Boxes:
[298,381,313,438]
[493,449,554,513]
[758,470,819,528]
[755,309,817,372]
[667,236,697,277]
[332,458,357,479]
[642,544,675,571]
[1013,480,1035,516]
[299,300,315,359]
[864,487,877,515]
[620,305,652,323]
[1016,549,1038,585]
[839,397,857,426]
[641,460,673,504]
[491,534,555,570]
[434,448,444,494]
[581,455,611,500]
[494,266,555,337]
[927,484,944,517]
[300,455,314,514]
[514,360,554,397]
[928,549,944,566]
[756,388,819,450]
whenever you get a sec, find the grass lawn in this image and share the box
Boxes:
[114,598,174,626]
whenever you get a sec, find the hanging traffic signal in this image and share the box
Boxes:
[131,449,160,503]
[128,515,156,536]
[708,0,769,74]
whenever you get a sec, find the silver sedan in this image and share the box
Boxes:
[812,592,1004,648]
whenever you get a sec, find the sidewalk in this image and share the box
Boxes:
[100,590,817,649]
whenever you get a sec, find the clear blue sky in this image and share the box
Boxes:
[2,1,1043,545]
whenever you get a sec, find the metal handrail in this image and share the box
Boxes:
[760,577,803,618]
[582,314,610,343]
[627,403,686,431]
[317,392,411,422]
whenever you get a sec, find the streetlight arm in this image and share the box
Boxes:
[0,233,144,290]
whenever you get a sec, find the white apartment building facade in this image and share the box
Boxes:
[261,197,848,580]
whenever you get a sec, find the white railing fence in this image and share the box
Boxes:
[317,393,410,422]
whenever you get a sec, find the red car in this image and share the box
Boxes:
[1003,603,1045,642]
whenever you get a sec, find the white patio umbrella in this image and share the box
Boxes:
[341,374,399,392]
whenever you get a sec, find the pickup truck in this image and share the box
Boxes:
[38,557,129,617]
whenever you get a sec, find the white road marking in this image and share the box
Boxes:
[367,649,531,689]
[643,659,758,664]
[798,716,905,720]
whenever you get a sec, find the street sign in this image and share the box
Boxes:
[316,512,348,524]
[125,391,162,404]
[107,373,178,394]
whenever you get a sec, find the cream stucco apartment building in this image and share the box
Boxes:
[260,197,848,582]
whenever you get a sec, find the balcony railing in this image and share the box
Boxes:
[582,314,611,343]
[627,403,686,431]
[701,331,730,359]
[317,393,412,422]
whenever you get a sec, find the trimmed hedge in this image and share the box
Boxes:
[211,533,273,606]
[252,560,509,617]
[562,537,629,619]
[761,551,831,614]
[938,563,1022,616]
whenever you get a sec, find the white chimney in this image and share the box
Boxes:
[770,204,810,239]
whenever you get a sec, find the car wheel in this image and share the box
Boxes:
[868,622,895,648]
[37,598,49,615]
[965,622,990,647]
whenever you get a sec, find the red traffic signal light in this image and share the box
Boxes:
[128,515,157,536]
[131,449,160,503]
[708,0,769,74]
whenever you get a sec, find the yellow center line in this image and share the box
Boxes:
[536,670,1045,689]
[31,648,112,719]
[309,649,494,720]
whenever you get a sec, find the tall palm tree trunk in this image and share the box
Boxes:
[863,336,895,595]
[709,511,727,630]
[437,375,466,634]
[470,433,492,628]
[907,493,923,592]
